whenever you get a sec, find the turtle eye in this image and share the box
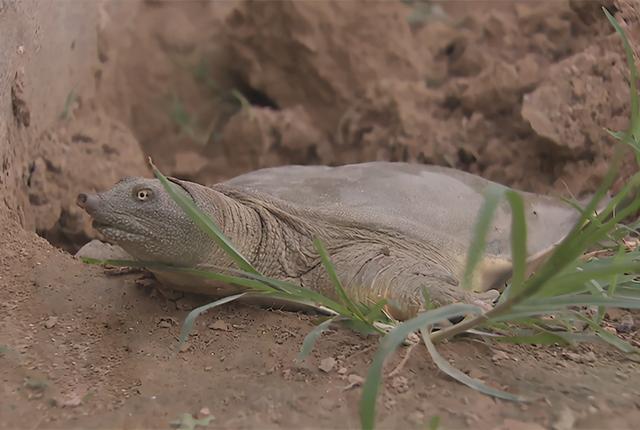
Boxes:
[135,188,153,202]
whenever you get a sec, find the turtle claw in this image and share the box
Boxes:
[472,289,500,312]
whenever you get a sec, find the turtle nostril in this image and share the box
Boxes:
[76,193,88,208]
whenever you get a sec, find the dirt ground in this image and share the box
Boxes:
[1,1,640,429]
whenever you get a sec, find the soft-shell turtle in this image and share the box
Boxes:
[77,162,580,319]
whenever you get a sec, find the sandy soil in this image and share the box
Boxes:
[1,1,640,429]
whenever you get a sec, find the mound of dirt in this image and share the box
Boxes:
[95,0,637,198]
[224,0,426,133]
[219,106,329,169]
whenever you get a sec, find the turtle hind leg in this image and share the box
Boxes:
[383,272,499,321]
[299,245,498,321]
[338,254,499,321]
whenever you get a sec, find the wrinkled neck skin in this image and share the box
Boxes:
[176,181,327,280]
[173,181,292,275]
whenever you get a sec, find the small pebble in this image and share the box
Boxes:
[408,411,425,425]
[337,367,348,375]
[319,357,336,373]
[498,419,546,430]
[562,351,596,363]
[491,350,509,362]
[343,373,365,390]
[348,374,364,384]
[44,316,58,329]
[199,407,211,417]
[60,394,83,408]
[208,320,230,331]
[553,407,575,430]
[616,315,635,334]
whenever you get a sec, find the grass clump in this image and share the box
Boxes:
[84,7,640,430]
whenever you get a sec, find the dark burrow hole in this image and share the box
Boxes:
[230,74,280,110]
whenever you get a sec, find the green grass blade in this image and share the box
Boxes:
[462,185,506,290]
[596,329,639,354]
[494,331,579,346]
[504,190,528,297]
[419,327,527,402]
[613,285,640,298]
[82,257,274,293]
[421,286,437,310]
[59,90,77,120]
[428,416,441,430]
[571,311,639,354]
[237,269,350,313]
[178,293,246,345]
[526,152,625,294]
[359,304,483,430]
[608,245,627,297]
[82,256,350,314]
[297,317,337,361]
[364,299,390,324]
[149,159,259,275]
[490,310,576,323]
[343,319,385,336]
[313,237,368,322]
[533,260,640,297]
[583,171,640,225]
[574,175,640,252]
[603,7,640,140]
[606,128,626,140]
[514,295,640,312]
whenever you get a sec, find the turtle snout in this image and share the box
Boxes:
[76,192,99,215]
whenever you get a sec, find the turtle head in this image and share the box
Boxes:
[77,177,211,265]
